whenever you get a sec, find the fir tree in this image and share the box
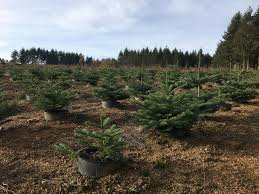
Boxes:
[55,117,125,161]
[214,7,259,69]
[93,71,128,103]
[11,50,19,64]
[219,81,257,102]
[213,12,242,68]
[233,7,255,70]
[136,79,222,138]
[31,79,74,112]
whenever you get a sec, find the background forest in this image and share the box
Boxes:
[0,7,258,70]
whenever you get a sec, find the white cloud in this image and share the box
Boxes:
[0,0,146,33]
[52,0,146,32]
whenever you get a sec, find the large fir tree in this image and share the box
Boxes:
[214,7,259,70]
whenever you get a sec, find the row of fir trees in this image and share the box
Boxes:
[118,47,212,67]
[213,7,259,70]
[10,48,93,65]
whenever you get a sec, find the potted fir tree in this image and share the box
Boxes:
[93,72,128,108]
[32,79,74,121]
[128,81,152,101]
[55,117,125,177]
[136,79,224,138]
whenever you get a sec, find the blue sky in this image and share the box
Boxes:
[0,0,258,59]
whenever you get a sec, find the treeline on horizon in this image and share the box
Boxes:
[213,7,259,70]
[118,47,212,67]
[5,47,213,68]
[9,48,93,65]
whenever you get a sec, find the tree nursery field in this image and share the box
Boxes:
[0,64,259,193]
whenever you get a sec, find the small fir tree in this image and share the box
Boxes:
[31,79,74,112]
[136,78,225,138]
[93,71,128,103]
[55,117,125,161]
[218,81,257,102]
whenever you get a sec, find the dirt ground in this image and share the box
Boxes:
[0,72,259,194]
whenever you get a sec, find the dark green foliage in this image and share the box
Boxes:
[118,47,212,67]
[84,70,100,86]
[42,68,71,80]
[219,81,257,102]
[13,47,93,65]
[128,82,152,98]
[159,71,183,86]
[0,81,17,120]
[0,58,7,64]
[73,69,100,85]
[120,69,136,82]
[214,7,259,69]
[136,80,224,137]
[12,66,72,96]
[9,67,26,81]
[179,73,222,89]
[31,79,74,111]
[28,68,45,80]
[93,71,128,102]
[136,91,197,135]
[10,50,19,64]
[71,69,84,81]
[11,66,71,82]
[54,143,77,159]
[15,72,40,94]
[56,117,125,161]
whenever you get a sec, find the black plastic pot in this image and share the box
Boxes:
[78,149,116,177]
[78,157,116,177]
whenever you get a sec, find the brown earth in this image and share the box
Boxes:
[0,72,259,194]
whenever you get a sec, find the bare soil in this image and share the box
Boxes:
[0,73,259,193]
